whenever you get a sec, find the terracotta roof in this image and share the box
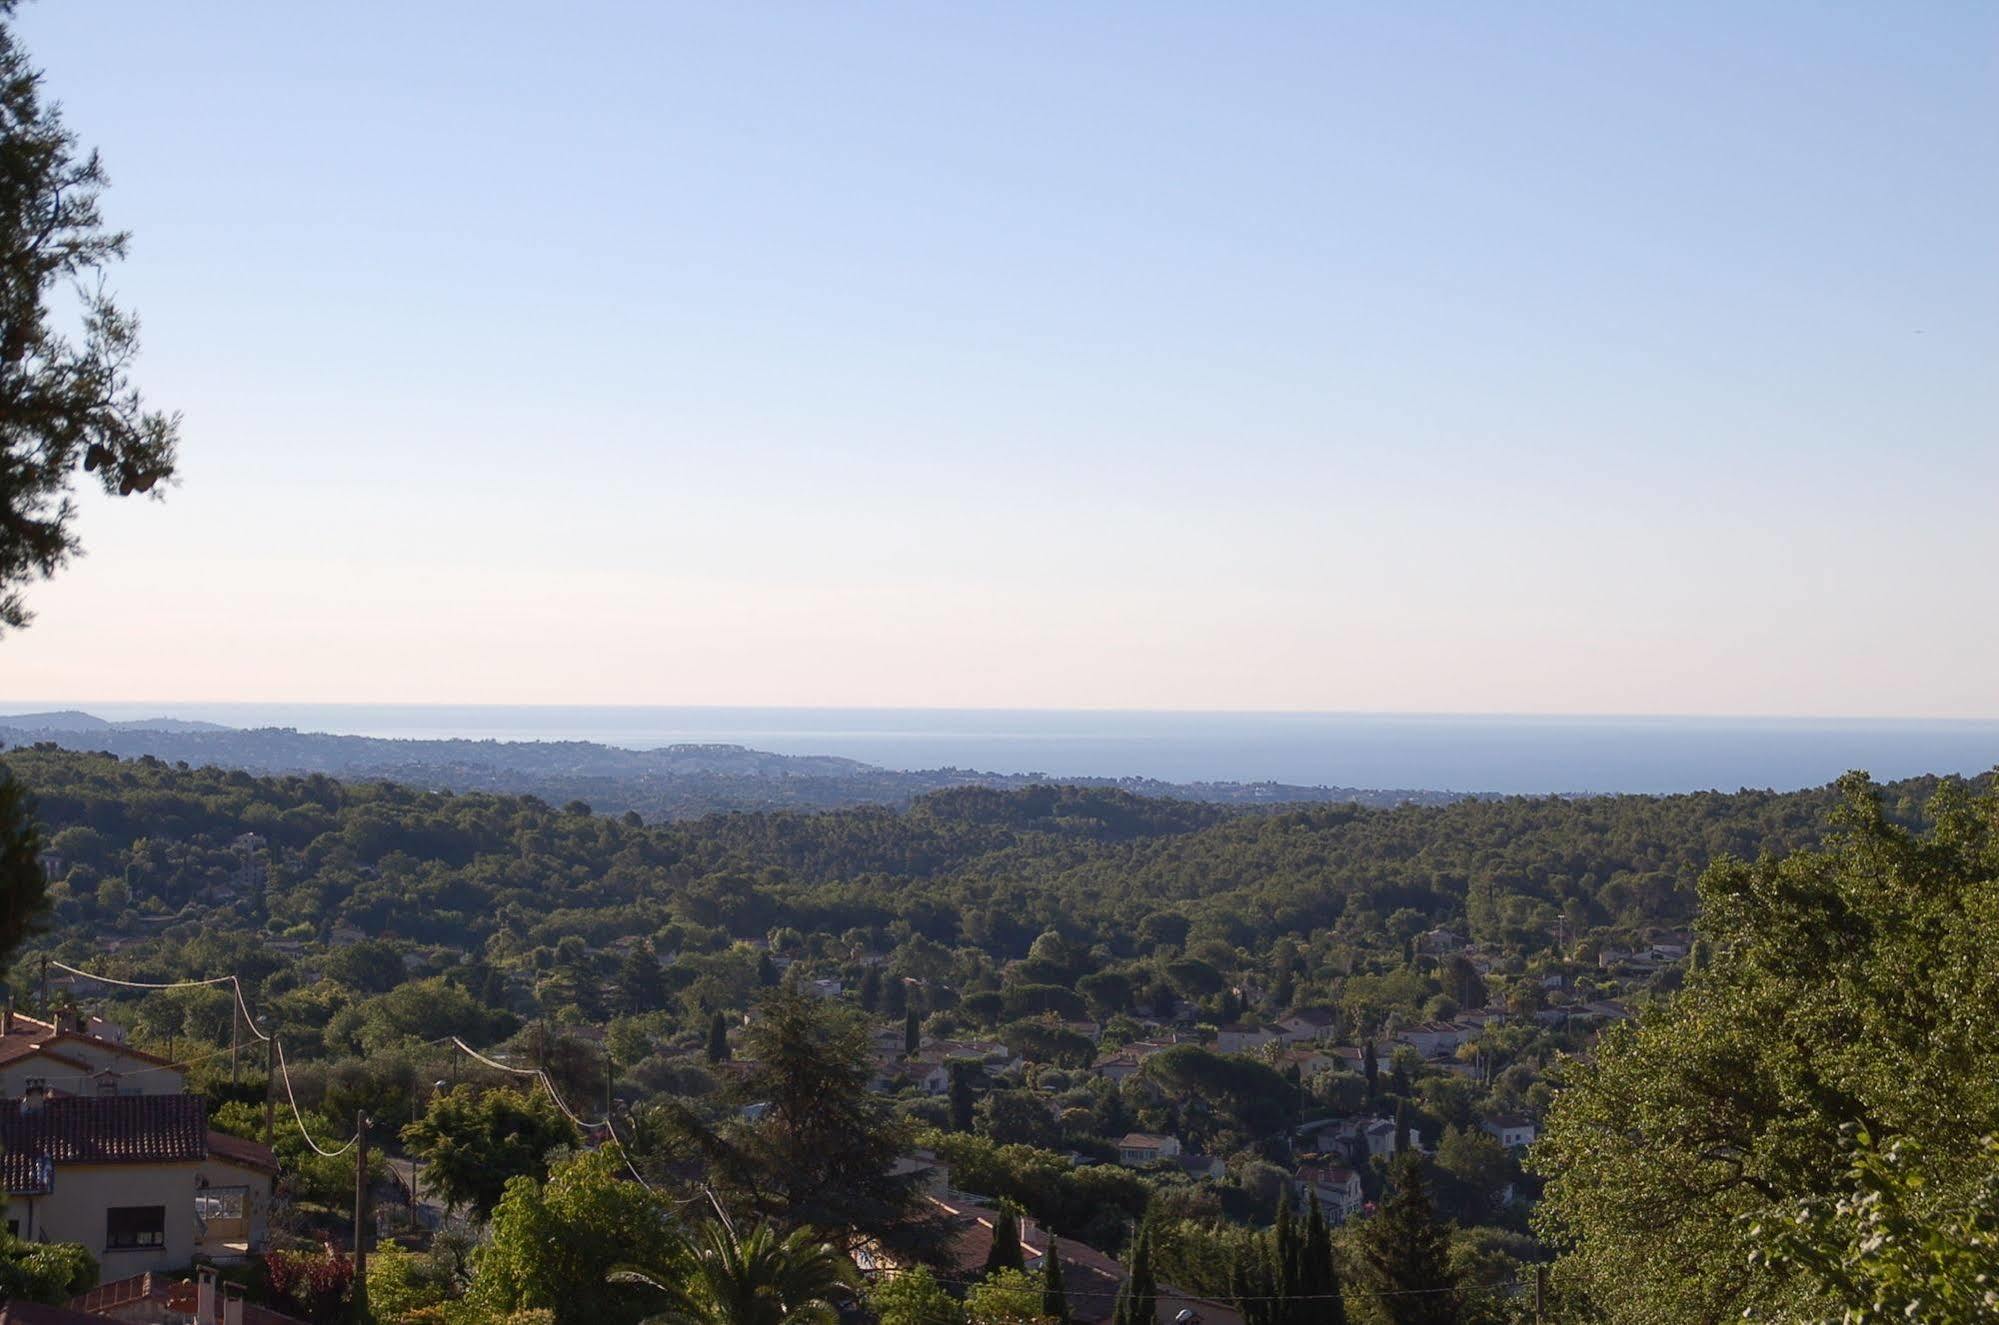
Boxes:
[0,1026,173,1070]
[0,1095,213,1189]
[207,1128,281,1174]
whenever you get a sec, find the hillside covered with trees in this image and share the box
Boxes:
[3,746,1994,1320]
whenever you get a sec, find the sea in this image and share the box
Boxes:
[26,704,1999,797]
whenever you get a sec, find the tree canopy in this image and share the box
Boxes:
[1535,773,1999,1323]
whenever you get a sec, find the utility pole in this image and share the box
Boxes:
[604,1046,614,1121]
[231,1001,241,1086]
[352,1111,371,1314]
[1534,1263,1547,1322]
[39,956,48,1014]
[263,1039,275,1147]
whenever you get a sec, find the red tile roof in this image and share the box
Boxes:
[0,1095,274,1190]
[0,1021,173,1070]
[207,1128,281,1174]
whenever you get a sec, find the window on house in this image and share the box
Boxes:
[106,1205,166,1250]
[195,1187,246,1221]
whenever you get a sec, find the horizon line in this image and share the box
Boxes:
[5,699,1999,726]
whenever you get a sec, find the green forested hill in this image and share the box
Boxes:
[8,746,1979,971]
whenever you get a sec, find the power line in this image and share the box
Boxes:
[45,958,354,1156]
[273,1036,357,1158]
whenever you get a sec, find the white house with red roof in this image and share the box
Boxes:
[2,1090,278,1273]
[0,1009,185,1100]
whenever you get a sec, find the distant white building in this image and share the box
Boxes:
[1117,1133,1182,1166]
[1482,1114,1538,1149]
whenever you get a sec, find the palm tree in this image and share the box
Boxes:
[610,1213,853,1325]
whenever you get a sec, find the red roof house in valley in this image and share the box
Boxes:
[1,1090,278,1272]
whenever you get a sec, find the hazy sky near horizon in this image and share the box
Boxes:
[4,3,1995,716]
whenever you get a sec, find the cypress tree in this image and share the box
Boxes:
[859,963,882,1013]
[984,1204,1024,1276]
[1112,1223,1157,1325]
[705,1008,729,1063]
[1394,1097,1412,1154]
[904,1005,921,1057]
[1272,1185,1300,1308]
[1041,1234,1070,1323]
[1302,1191,1344,1325]
[1362,1039,1379,1100]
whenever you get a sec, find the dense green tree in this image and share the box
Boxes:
[722,987,923,1248]
[321,937,405,994]
[1534,775,1999,1324]
[1750,1130,1999,1325]
[963,1268,1045,1325]
[867,1264,965,1325]
[470,1147,683,1325]
[1352,1155,1461,1325]
[0,5,182,635]
[707,1009,730,1064]
[976,1089,1061,1150]
[619,946,668,1014]
[0,1231,95,1305]
[401,1085,577,1220]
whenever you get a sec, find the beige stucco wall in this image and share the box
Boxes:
[5,1156,272,1273]
[0,1041,188,1097]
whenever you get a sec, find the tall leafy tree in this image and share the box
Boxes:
[0,3,181,635]
[707,1009,731,1064]
[619,946,668,1014]
[685,987,928,1252]
[401,1085,577,1220]
[471,1148,683,1325]
[0,1,185,983]
[963,1268,1045,1325]
[1534,775,1999,1324]
[867,1265,964,1325]
[1351,1155,1460,1325]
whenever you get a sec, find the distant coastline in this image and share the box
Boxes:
[4,703,1997,797]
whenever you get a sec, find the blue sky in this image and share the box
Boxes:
[5,3,1995,714]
